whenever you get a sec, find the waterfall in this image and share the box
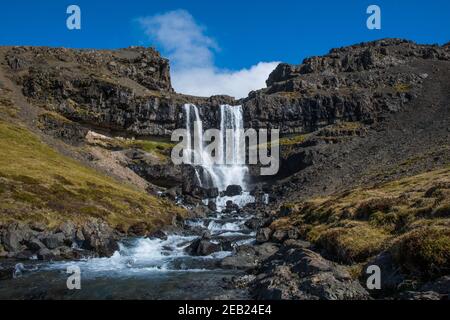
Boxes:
[215,104,248,191]
[182,103,254,208]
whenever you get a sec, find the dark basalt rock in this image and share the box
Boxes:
[147,230,168,241]
[223,200,239,213]
[224,185,243,197]
[185,238,221,256]
[207,201,217,212]
[360,251,406,297]
[241,39,450,136]
[0,265,14,280]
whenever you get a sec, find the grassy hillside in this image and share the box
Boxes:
[0,120,185,230]
[273,168,450,279]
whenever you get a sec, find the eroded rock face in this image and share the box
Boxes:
[4,46,234,138]
[0,219,120,261]
[80,220,119,257]
[252,247,370,300]
[242,39,450,134]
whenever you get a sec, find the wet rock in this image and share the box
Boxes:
[37,248,54,261]
[185,238,221,256]
[221,252,258,269]
[148,230,168,240]
[25,238,47,252]
[224,185,243,197]
[57,246,78,259]
[163,186,181,200]
[223,201,239,213]
[0,265,14,280]
[207,201,217,212]
[15,250,35,260]
[128,222,149,237]
[205,188,219,198]
[256,228,272,243]
[200,230,212,240]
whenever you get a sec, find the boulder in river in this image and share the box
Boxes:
[207,201,217,212]
[205,187,219,198]
[224,185,243,197]
[185,238,221,256]
[223,200,239,213]
[147,230,168,240]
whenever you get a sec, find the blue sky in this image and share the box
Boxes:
[1,0,449,97]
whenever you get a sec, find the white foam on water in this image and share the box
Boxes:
[183,103,255,209]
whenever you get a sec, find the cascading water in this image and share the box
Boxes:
[182,103,254,209]
[1,104,258,300]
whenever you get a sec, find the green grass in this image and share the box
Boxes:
[0,120,185,230]
[278,134,309,146]
[120,138,174,159]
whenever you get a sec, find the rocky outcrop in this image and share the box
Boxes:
[242,39,450,134]
[251,246,370,300]
[0,220,119,260]
[1,46,234,138]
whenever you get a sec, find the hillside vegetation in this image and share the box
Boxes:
[273,168,450,279]
[0,120,185,230]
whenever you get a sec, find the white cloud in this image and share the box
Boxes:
[138,10,279,98]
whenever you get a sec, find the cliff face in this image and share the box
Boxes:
[241,39,450,134]
[2,40,449,197]
[247,39,450,200]
[5,39,448,140]
[1,46,233,137]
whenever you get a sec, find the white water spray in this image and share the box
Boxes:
[183,103,254,208]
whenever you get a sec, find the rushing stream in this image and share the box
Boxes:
[0,104,258,299]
